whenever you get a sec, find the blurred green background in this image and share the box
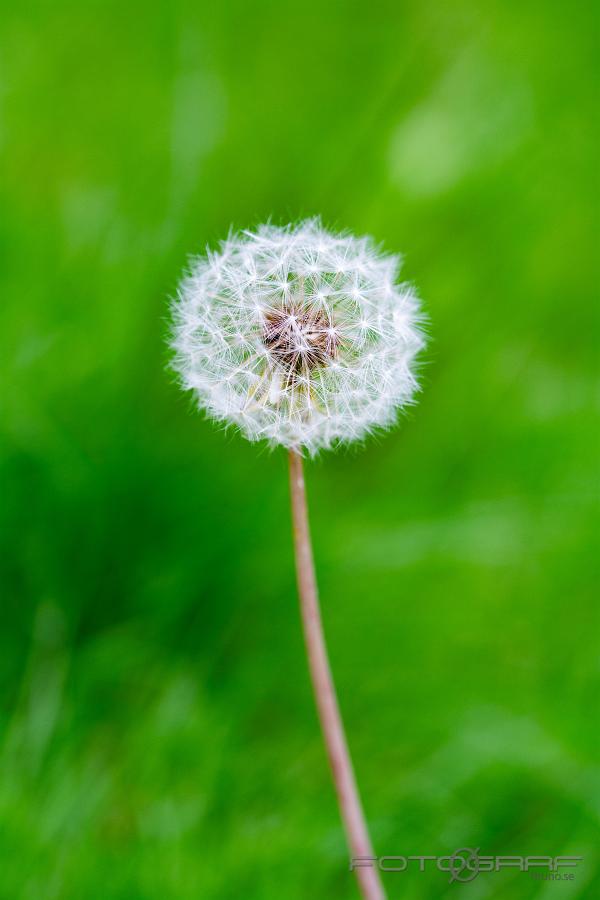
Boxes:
[0,1,597,897]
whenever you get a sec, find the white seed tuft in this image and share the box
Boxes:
[170,219,426,454]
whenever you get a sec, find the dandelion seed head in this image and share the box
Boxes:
[170,219,426,453]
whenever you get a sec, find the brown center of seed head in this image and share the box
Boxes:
[262,305,339,376]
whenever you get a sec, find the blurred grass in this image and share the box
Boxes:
[0,0,598,898]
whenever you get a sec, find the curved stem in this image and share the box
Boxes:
[288,450,386,900]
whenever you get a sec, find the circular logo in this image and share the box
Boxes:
[447,847,481,884]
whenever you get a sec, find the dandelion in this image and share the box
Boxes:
[169,220,426,900]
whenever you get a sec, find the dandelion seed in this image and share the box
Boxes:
[170,219,425,455]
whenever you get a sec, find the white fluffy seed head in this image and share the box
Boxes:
[170,219,426,454]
